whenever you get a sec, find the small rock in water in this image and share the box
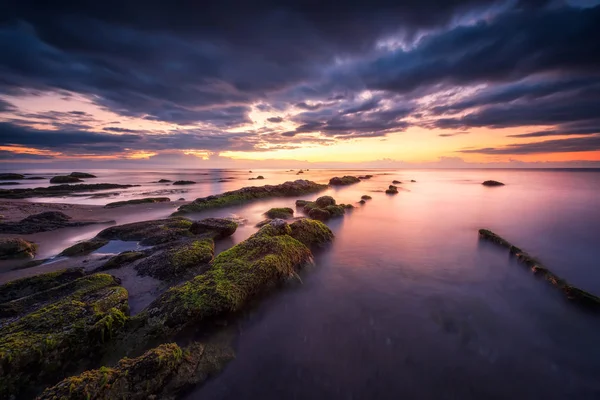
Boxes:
[482,180,505,186]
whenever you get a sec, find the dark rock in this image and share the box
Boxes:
[173,180,196,185]
[329,176,360,186]
[361,195,372,200]
[38,342,233,400]
[295,199,310,207]
[249,175,265,180]
[0,182,19,186]
[392,180,402,184]
[175,180,327,214]
[97,218,194,246]
[386,185,399,194]
[289,218,334,248]
[0,211,114,234]
[178,197,185,201]
[50,175,83,184]
[0,238,37,259]
[158,179,172,183]
[315,195,336,208]
[104,197,170,208]
[482,180,505,186]
[255,219,272,228]
[358,175,373,179]
[0,173,24,180]
[59,239,109,256]
[359,199,366,204]
[94,251,147,272]
[189,218,238,239]
[0,268,85,304]
[308,208,331,221]
[70,172,97,178]
[0,183,138,199]
[265,207,294,219]
[25,176,46,180]
[411,179,416,182]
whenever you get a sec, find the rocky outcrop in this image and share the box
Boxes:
[329,176,360,186]
[158,179,172,183]
[0,273,129,399]
[38,342,233,400]
[265,207,294,219]
[0,211,114,234]
[358,175,373,179]
[104,197,170,208]
[175,180,327,214]
[289,219,334,248]
[361,195,372,200]
[386,185,398,194]
[392,180,401,184]
[299,196,348,221]
[190,218,238,239]
[0,184,139,199]
[94,251,147,272]
[50,176,83,184]
[59,239,109,257]
[249,175,265,180]
[173,180,196,185]
[70,172,97,178]
[97,218,194,246]
[0,238,37,259]
[478,229,600,310]
[0,173,25,180]
[482,180,504,186]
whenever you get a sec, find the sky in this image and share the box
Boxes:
[1,0,600,168]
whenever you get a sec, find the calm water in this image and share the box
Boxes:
[4,168,600,399]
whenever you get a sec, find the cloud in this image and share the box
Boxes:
[460,134,600,154]
[267,116,283,123]
[439,132,469,137]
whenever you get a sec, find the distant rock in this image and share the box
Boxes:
[172,180,196,185]
[358,175,373,179]
[25,176,46,180]
[158,179,172,183]
[392,180,402,184]
[411,179,416,182]
[329,176,360,186]
[104,197,170,208]
[0,173,24,180]
[0,211,114,234]
[0,183,139,199]
[70,172,97,178]
[59,239,109,256]
[386,185,399,194]
[361,195,372,200]
[178,197,185,201]
[0,182,20,186]
[189,218,238,239]
[249,175,265,180]
[50,175,83,184]
[359,199,366,204]
[0,238,37,259]
[482,180,505,186]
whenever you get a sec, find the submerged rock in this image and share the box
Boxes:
[0,273,129,399]
[38,342,234,400]
[359,199,366,204]
[173,180,197,185]
[482,180,505,186]
[70,172,97,178]
[358,175,373,179]
[478,228,600,310]
[411,179,417,182]
[50,175,83,184]
[249,175,265,180]
[361,195,372,200]
[265,207,294,219]
[138,220,314,337]
[0,238,37,259]
[0,183,139,199]
[59,239,109,257]
[0,211,113,234]
[189,218,238,239]
[97,218,194,246]
[329,176,360,186]
[175,180,327,214]
[386,185,399,194]
[104,197,170,208]
[0,173,24,180]
[289,219,334,248]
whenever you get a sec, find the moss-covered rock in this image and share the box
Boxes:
[295,199,310,207]
[324,205,345,217]
[478,228,600,310]
[482,180,505,186]
[0,268,85,304]
[139,221,312,337]
[0,173,25,180]
[0,211,113,234]
[329,176,360,186]
[340,203,354,209]
[50,175,83,184]
[0,184,139,199]
[0,238,37,259]
[190,218,238,239]
[315,195,336,208]
[59,239,109,257]
[361,195,372,200]
[289,219,334,248]
[104,197,170,208]
[308,208,331,221]
[95,252,147,272]
[69,172,97,178]
[97,218,194,246]
[175,180,327,214]
[0,274,129,399]
[38,341,234,400]
[265,207,294,219]
[135,239,214,281]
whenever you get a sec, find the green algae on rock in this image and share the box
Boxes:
[175,180,327,214]
[138,220,313,337]
[0,274,129,399]
[0,238,37,259]
[289,219,334,248]
[478,228,600,310]
[265,207,294,219]
[190,218,239,239]
[135,239,214,281]
[38,341,234,400]
[104,197,170,208]
[329,176,360,186]
[0,268,85,304]
[97,217,194,246]
[308,208,331,221]
[59,239,109,257]
[95,251,148,272]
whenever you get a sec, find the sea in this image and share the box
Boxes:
[2,168,600,399]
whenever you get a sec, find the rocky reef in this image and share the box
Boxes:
[173,180,196,185]
[0,184,139,199]
[104,197,170,208]
[479,229,600,309]
[288,218,334,248]
[265,207,294,219]
[297,195,348,221]
[70,172,97,178]
[0,211,114,234]
[0,173,25,180]
[50,175,83,184]
[329,176,360,186]
[0,238,37,259]
[96,217,194,246]
[482,180,505,186]
[175,180,327,214]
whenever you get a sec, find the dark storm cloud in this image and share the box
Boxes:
[0,99,16,112]
[0,149,54,160]
[103,127,141,133]
[461,135,600,154]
